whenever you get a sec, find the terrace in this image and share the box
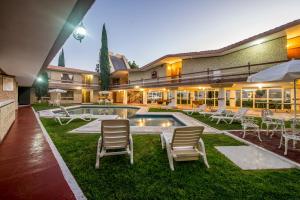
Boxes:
[10,104,299,199]
[111,60,288,89]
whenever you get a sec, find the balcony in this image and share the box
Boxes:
[48,79,100,90]
[111,60,288,89]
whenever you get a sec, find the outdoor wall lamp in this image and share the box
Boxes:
[37,77,43,82]
[73,22,86,42]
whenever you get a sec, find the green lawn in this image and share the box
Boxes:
[32,102,58,111]
[40,118,300,200]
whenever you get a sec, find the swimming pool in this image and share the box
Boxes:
[59,106,139,119]
[130,115,185,127]
[54,106,185,127]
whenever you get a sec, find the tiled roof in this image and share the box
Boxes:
[139,19,300,71]
[47,65,98,75]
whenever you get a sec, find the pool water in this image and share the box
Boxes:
[65,106,139,119]
[57,106,184,127]
[129,115,185,127]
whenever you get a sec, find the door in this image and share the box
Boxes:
[18,87,31,105]
[82,90,91,103]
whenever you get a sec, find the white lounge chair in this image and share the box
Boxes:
[54,106,92,125]
[161,126,209,171]
[95,119,133,168]
[211,108,248,124]
[199,107,225,117]
[183,104,206,115]
[162,99,177,110]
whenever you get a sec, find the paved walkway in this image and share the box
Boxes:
[0,106,75,200]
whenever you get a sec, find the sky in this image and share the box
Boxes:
[50,0,300,71]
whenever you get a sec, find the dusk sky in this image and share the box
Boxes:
[50,0,300,71]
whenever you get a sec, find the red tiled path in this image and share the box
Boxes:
[0,106,75,200]
[229,130,300,164]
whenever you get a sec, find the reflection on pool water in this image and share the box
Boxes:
[129,115,185,127]
[57,106,185,127]
[64,106,139,119]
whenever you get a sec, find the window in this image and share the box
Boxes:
[284,89,291,109]
[194,91,205,100]
[269,89,282,109]
[151,71,157,79]
[206,90,218,106]
[61,90,74,100]
[235,90,241,107]
[61,73,74,83]
[147,91,163,103]
[226,90,230,106]
[242,89,254,108]
[177,91,190,105]
[194,91,205,105]
[2,77,14,91]
[255,89,267,108]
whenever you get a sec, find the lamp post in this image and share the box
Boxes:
[73,22,86,42]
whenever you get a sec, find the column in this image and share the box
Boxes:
[173,90,177,106]
[123,90,128,105]
[229,90,236,108]
[218,88,226,109]
[190,91,195,107]
[142,90,147,105]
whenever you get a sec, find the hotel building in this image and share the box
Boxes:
[111,20,300,113]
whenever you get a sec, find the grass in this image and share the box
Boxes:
[32,102,58,111]
[40,117,300,200]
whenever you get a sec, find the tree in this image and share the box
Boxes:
[58,48,65,67]
[128,60,139,69]
[99,24,110,90]
[34,71,49,101]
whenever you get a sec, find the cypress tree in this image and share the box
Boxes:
[58,49,65,67]
[35,71,49,100]
[99,24,110,90]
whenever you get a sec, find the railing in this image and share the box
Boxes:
[110,60,289,89]
[48,79,99,89]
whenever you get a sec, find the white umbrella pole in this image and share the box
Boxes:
[294,79,297,119]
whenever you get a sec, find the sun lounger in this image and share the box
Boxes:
[183,104,206,115]
[161,126,209,171]
[95,119,133,168]
[54,106,92,125]
[211,108,248,124]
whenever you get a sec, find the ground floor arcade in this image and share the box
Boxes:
[112,81,300,113]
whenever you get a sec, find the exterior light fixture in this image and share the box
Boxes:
[257,84,263,89]
[37,77,43,82]
[73,22,86,42]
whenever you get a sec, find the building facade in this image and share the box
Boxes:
[35,65,100,104]
[111,20,300,112]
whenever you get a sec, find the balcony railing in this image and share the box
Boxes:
[48,79,100,90]
[110,60,289,89]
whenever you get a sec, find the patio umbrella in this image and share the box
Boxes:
[48,89,67,93]
[48,89,67,105]
[247,59,300,118]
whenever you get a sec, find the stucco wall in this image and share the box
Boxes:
[128,37,288,82]
[182,37,288,75]
[129,65,166,82]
